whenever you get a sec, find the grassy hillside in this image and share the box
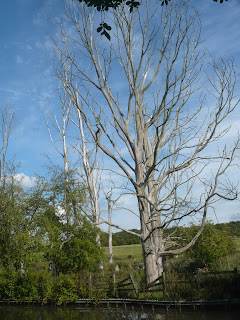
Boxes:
[103,236,240,269]
[103,244,143,264]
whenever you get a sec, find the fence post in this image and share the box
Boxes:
[130,273,138,297]
[112,273,116,297]
[162,271,166,296]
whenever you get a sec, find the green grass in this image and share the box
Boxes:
[103,237,240,268]
[103,244,143,264]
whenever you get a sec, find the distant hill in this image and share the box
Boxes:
[215,221,240,237]
[100,221,240,246]
[100,229,141,247]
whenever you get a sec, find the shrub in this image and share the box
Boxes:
[0,269,18,299]
[55,273,78,305]
[185,222,236,269]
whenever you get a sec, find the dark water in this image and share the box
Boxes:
[0,305,239,320]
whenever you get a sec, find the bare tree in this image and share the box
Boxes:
[0,103,14,186]
[69,94,100,240]
[46,84,72,237]
[55,0,240,285]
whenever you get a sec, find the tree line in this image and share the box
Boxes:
[100,221,240,247]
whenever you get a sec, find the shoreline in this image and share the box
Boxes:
[0,298,240,309]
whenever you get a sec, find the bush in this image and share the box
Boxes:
[0,269,55,302]
[45,219,103,275]
[185,222,236,269]
[54,273,78,305]
[0,269,19,299]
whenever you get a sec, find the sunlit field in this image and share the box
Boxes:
[103,244,143,264]
[103,237,240,268]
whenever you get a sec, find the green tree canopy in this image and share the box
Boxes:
[184,223,236,269]
[29,170,102,275]
[0,164,35,271]
[45,219,103,274]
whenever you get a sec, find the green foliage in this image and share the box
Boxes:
[215,221,240,237]
[0,165,35,271]
[101,221,240,247]
[0,269,54,302]
[164,272,199,301]
[185,223,237,269]
[101,229,141,246]
[0,270,80,304]
[55,273,78,304]
[0,159,238,303]
[197,273,237,300]
[28,169,103,276]
[46,219,103,274]
[112,229,141,246]
[0,269,19,299]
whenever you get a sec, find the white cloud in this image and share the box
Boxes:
[14,173,37,187]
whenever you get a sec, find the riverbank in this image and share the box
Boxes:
[1,298,240,310]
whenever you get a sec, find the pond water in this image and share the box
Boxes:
[0,305,239,320]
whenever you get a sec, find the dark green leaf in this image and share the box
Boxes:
[103,23,112,31]
[101,30,111,41]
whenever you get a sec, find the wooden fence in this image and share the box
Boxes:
[86,273,138,297]
[85,267,239,298]
[145,267,239,294]
[115,274,138,297]
[196,267,239,289]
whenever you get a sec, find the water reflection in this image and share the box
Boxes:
[0,305,239,320]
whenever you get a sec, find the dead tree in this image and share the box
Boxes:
[46,84,72,237]
[54,0,240,285]
[0,103,14,186]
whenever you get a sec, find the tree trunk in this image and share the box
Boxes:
[143,248,162,285]
[138,189,163,285]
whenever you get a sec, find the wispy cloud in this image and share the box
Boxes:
[32,0,62,27]
[16,55,23,64]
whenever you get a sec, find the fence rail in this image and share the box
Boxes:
[86,273,138,297]
[85,267,239,298]
[144,267,239,294]
[116,274,138,297]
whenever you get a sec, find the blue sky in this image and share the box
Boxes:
[0,0,240,227]
[0,0,64,181]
